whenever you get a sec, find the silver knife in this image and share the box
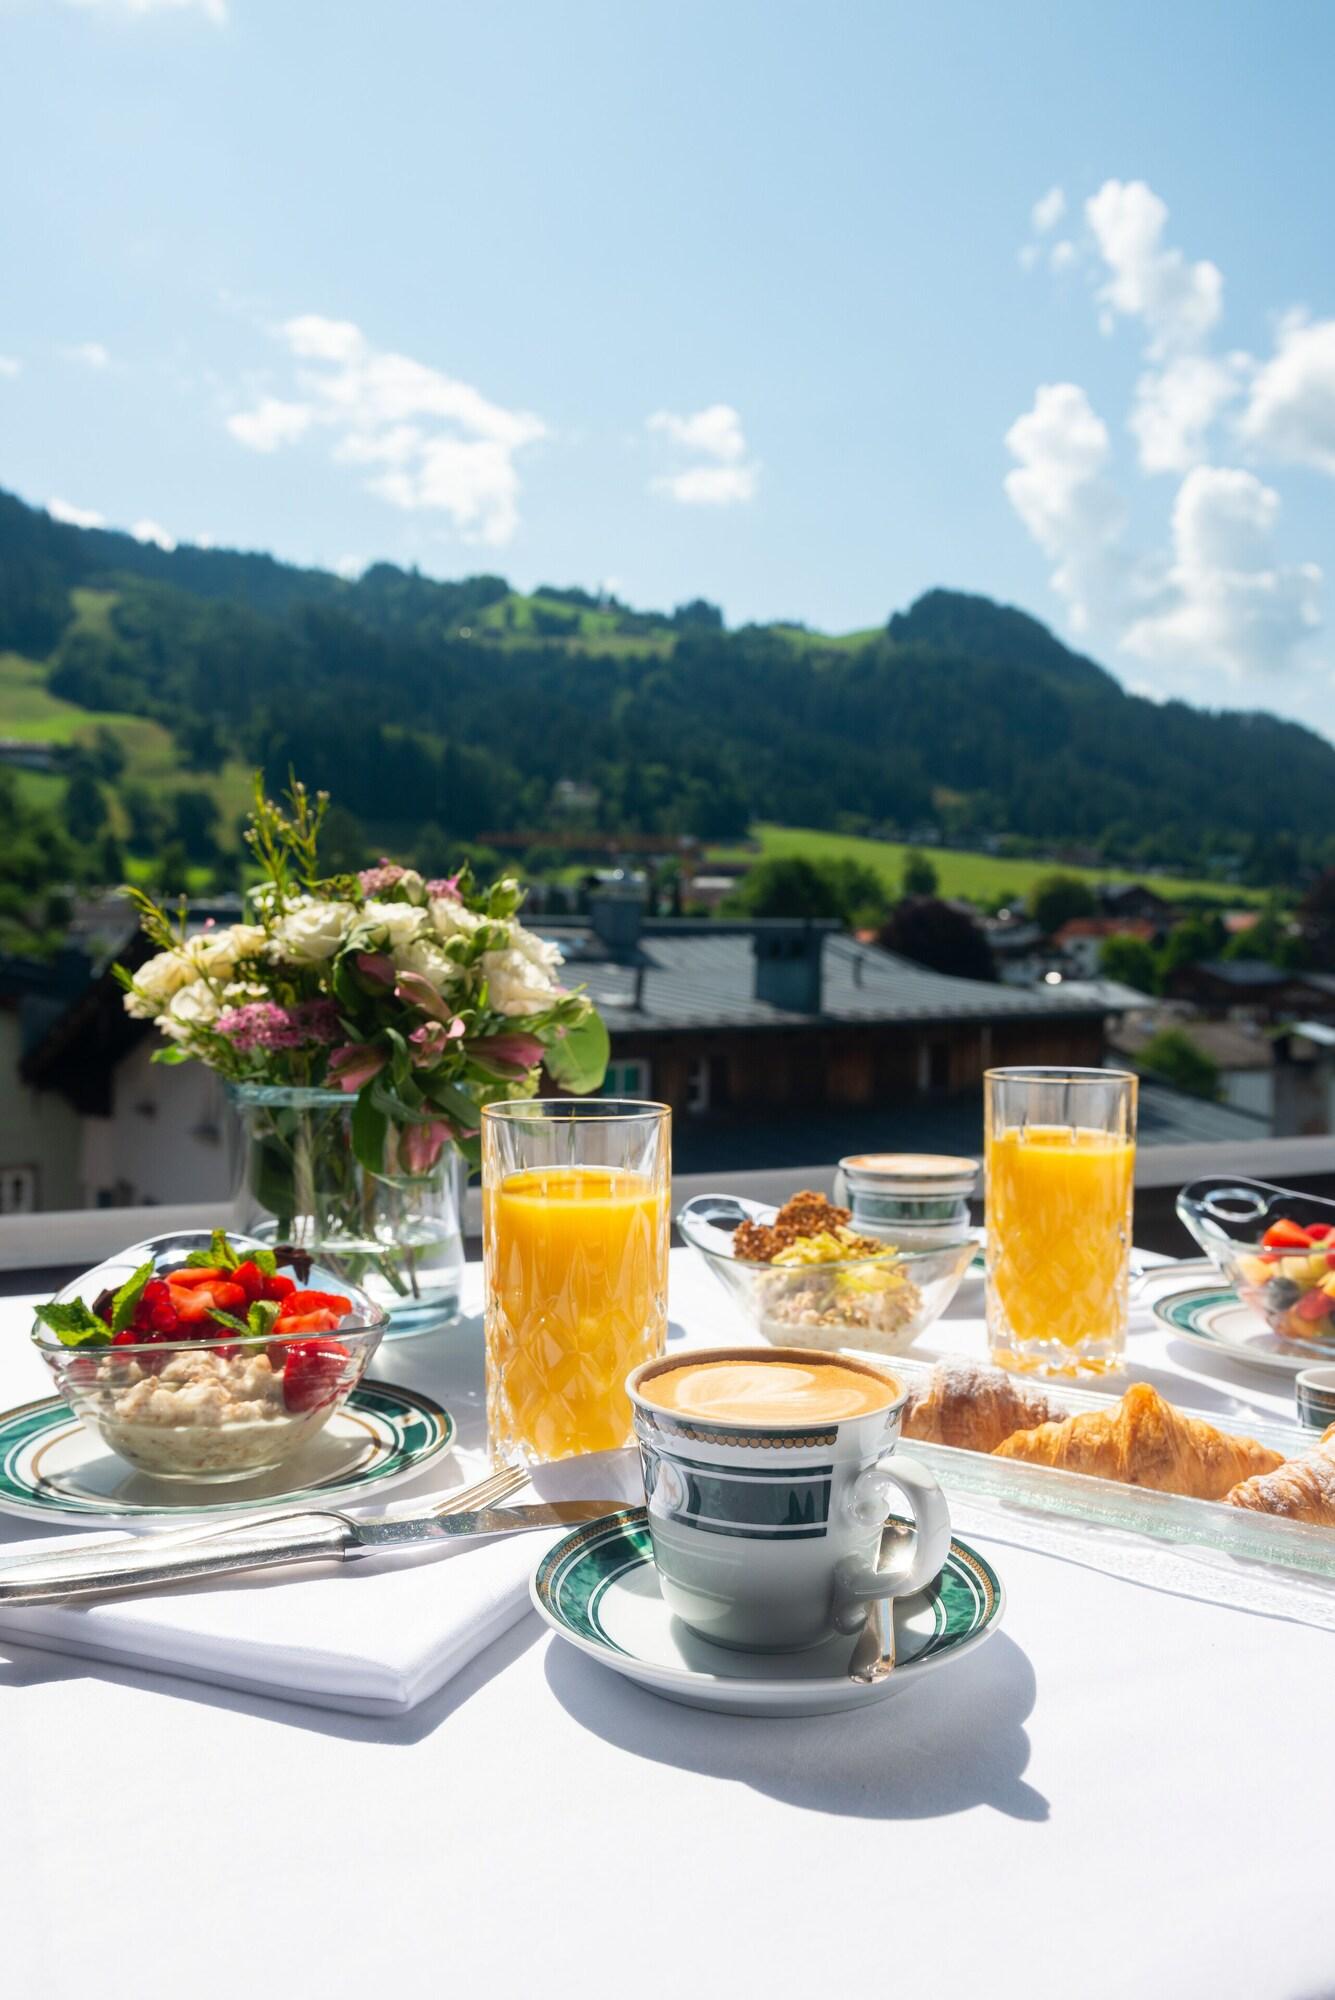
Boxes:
[0,1501,626,1606]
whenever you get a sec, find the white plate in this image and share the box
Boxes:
[1152,1284,1333,1376]
[531,1507,1004,1718]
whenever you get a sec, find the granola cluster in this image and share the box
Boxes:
[733,1190,881,1264]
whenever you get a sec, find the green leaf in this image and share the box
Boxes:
[33,1299,110,1348]
[110,1260,155,1336]
[184,1230,239,1270]
[205,1307,253,1335]
[254,1248,278,1277]
[150,1044,192,1066]
[350,1086,388,1175]
[543,1011,610,1095]
[246,1298,282,1340]
[421,1075,481,1126]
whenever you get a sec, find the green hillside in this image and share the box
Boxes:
[708,825,1261,908]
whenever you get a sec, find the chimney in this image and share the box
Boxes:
[753,923,826,1015]
[588,885,645,955]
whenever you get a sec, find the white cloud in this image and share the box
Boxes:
[1003,383,1133,634]
[1123,467,1321,680]
[1130,353,1244,474]
[1239,314,1335,476]
[1048,239,1076,272]
[62,0,227,23]
[1032,186,1066,234]
[646,402,758,506]
[226,396,314,452]
[1085,179,1222,357]
[61,341,110,369]
[227,315,545,545]
[0,356,20,378]
[131,518,176,551]
[47,497,106,528]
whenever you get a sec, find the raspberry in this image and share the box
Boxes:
[282,1337,350,1414]
[112,1328,138,1347]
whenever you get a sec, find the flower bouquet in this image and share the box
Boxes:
[118,777,609,1334]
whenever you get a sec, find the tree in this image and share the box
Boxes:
[65,768,107,845]
[123,782,166,854]
[1157,912,1227,984]
[155,840,191,897]
[1136,1027,1220,1101]
[723,857,844,920]
[901,849,938,897]
[722,855,886,926]
[880,898,997,981]
[96,830,126,886]
[1222,897,1308,970]
[1098,933,1158,993]
[1029,871,1095,937]
[170,787,220,861]
[318,805,370,876]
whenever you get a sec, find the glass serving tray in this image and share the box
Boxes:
[888,1355,1335,1584]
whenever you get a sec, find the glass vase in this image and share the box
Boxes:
[228,1083,465,1339]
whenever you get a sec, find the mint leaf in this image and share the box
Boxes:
[34,1299,110,1347]
[254,1248,278,1277]
[246,1298,281,1340]
[111,1261,154,1336]
[204,1307,252,1335]
[184,1229,239,1271]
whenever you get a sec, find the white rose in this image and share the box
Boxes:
[273,900,351,964]
[512,925,564,977]
[131,949,195,1009]
[396,936,462,994]
[160,980,222,1042]
[182,923,269,979]
[397,868,427,905]
[362,899,427,953]
[481,946,561,1017]
[429,897,485,940]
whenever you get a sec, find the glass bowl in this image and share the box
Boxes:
[677,1194,975,1357]
[30,1230,388,1481]
[1177,1176,1335,1353]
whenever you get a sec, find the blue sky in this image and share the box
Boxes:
[2,0,1332,719]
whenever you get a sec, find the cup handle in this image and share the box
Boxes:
[832,1452,952,1636]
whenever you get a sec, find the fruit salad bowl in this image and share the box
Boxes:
[677,1192,975,1357]
[31,1229,387,1481]
[1177,1176,1335,1352]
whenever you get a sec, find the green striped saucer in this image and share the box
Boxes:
[0,1380,453,1523]
[1152,1285,1333,1376]
[532,1507,1004,1717]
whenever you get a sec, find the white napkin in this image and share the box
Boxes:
[0,1449,643,1715]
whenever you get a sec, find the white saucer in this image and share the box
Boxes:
[531,1507,1004,1717]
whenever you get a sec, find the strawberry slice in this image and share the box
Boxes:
[264,1273,296,1302]
[282,1336,350,1413]
[1294,1289,1334,1323]
[233,1260,266,1302]
[1263,1219,1314,1249]
[169,1266,229,1289]
[275,1307,344,1334]
[281,1289,353,1317]
[1306,1225,1334,1244]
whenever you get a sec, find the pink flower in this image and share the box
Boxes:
[216,1002,307,1053]
[326,1041,387,1092]
[355,952,396,988]
[394,970,455,1022]
[401,1119,450,1175]
[409,1018,466,1066]
[467,1032,545,1076]
[359,860,405,896]
[425,873,462,902]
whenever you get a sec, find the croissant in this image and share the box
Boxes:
[991,1380,1284,1501]
[902,1360,1066,1453]
[1227,1423,1335,1524]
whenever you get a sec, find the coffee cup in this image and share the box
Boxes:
[626,1345,951,1652]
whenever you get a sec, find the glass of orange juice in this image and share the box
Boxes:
[482,1100,670,1464]
[985,1067,1138,1378]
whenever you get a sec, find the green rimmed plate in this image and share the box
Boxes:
[1152,1285,1333,1375]
[532,1507,1003,1717]
[0,1380,454,1523]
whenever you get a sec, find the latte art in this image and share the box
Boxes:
[645,1355,898,1425]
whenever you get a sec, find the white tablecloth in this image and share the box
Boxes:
[0,1252,1329,2000]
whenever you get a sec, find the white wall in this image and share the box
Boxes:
[1218,1067,1274,1124]
[79,1041,233,1208]
[0,1010,83,1209]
